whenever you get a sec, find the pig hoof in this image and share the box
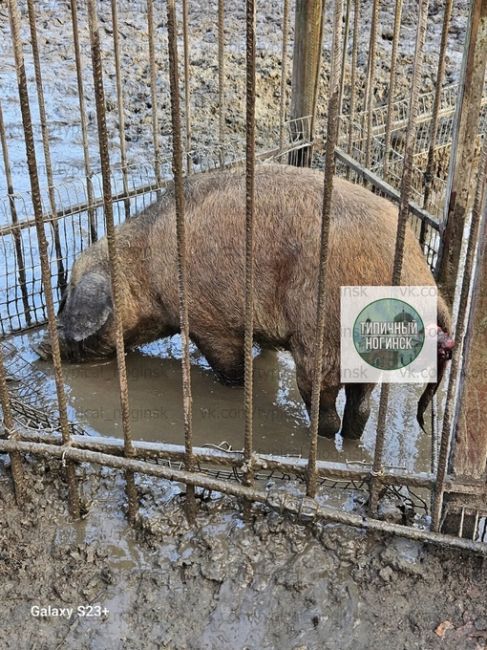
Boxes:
[317,409,341,438]
[341,408,369,440]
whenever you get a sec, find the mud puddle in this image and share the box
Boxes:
[11,327,433,475]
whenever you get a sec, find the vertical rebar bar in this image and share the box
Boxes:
[338,0,351,116]
[243,0,256,492]
[422,0,453,212]
[166,0,196,518]
[87,0,138,523]
[369,0,430,514]
[364,0,379,170]
[306,0,343,499]
[69,0,97,244]
[309,0,326,156]
[218,0,225,166]
[279,0,290,153]
[383,0,403,179]
[0,98,31,326]
[182,0,192,174]
[8,0,80,518]
[431,138,487,531]
[27,0,66,294]
[111,0,130,218]
[147,0,162,187]
[0,345,25,505]
[346,0,360,172]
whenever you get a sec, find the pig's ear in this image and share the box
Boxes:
[60,271,113,342]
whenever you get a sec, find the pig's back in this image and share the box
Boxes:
[151,164,435,343]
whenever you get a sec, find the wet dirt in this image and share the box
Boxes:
[1,458,486,650]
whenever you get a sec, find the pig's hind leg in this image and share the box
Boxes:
[341,383,374,439]
[192,330,245,386]
[293,352,341,438]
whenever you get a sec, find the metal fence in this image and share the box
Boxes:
[0,0,486,552]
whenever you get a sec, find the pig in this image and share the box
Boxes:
[38,164,452,439]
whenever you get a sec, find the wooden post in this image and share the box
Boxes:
[436,0,487,306]
[289,0,324,166]
[450,199,487,481]
[442,192,487,538]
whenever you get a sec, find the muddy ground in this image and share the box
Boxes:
[1,457,486,650]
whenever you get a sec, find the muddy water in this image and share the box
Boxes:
[15,327,433,473]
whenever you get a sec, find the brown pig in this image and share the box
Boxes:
[38,164,451,439]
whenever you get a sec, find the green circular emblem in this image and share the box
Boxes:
[353,299,425,371]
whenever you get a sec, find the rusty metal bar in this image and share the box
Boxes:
[335,147,440,231]
[69,0,97,243]
[383,0,403,179]
[0,347,25,504]
[422,0,453,214]
[279,0,290,153]
[243,0,256,490]
[436,0,487,306]
[2,437,486,554]
[309,0,326,153]
[338,0,351,116]
[7,0,80,518]
[10,428,487,495]
[306,0,343,498]
[218,0,225,165]
[86,0,138,523]
[290,0,324,166]
[182,0,192,174]
[26,0,66,293]
[369,0,430,514]
[346,0,360,175]
[432,139,487,531]
[364,0,379,171]
[111,0,130,217]
[147,0,162,188]
[0,98,31,325]
[166,0,196,517]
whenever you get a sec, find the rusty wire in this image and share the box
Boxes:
[369,0,430,514]
[69,0,97,243]
[182,0,192,174]
[26,0,66,293]
[7,0,80,518]
[0,346,25,504]
[364,0,379,171]
[306,0,343,499]
[111,0,130,218]
[279,0,290,153]
[243,0,256,490]
[86,0,138,523]
[431,136,487,532]
[422,0,453,213]
[0,98,31,324]
[147,0,162,188]
[166,0,196,518]
[218,0,225,166]
[383,0,403,179]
